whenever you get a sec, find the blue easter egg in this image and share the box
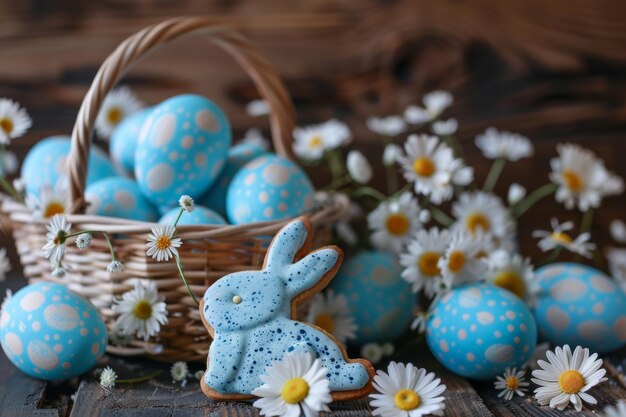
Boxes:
[21,136,118,197]
[0,283,107,381]
[159,205,226,226]
[533,262,626,353]
[135,95,231,209]
[426,283,537,380]
[85,177,159,221]
[330,251,416,347]
[199,143,267,217]
[226,154,315,224]
[110,107,153,174]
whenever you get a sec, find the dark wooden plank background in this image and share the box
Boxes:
[1,1,626,415]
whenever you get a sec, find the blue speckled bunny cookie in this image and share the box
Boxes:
[200,217,374,401]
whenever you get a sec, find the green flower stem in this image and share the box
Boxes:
[327,149,345,182]
[322,174,352,191]
[391,183,411,199]
[115,370,162,384]
[66,230,118,260]
[429,206,454,227]
[513,183,558,218]
[483,157,506,192]
[172,208,185,228]
[580,209,594,235]
[0,175,19,201]
[175,254,199,306]
[539,246,562,266]
[350,186,386,202]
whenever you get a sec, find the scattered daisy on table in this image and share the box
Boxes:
[494,367,528,401]
[100,366,117,389]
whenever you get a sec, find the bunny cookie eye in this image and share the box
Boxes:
[232,295,242,304]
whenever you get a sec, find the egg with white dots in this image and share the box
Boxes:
[330,251,416,347]
[226,154,315,224]
[426,283,537,380]
[159,205,226,226]
[0,283,107,381]
[85,177,159,221]
[135,94,231,210]
[110,107,153,175]
[533,262,626,354]
[198,143,267,217]
[21,136,118,197]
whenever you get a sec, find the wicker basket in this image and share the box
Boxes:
[0,17,348,362]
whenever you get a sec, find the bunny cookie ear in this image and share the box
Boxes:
[264,218,312,271]
[285,248,341,300]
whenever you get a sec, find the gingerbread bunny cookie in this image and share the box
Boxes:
[200,217,374,401]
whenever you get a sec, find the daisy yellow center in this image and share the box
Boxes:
[133,300,153,320]
[281,378,309,404]
[505,376,519,390]
[0,118,13,135]
[448,251,465,272]
[493,270,526,298]
[466,212,490,233]
[385,213,410,236]
[559,370,585,394]
[156,235,171,250]
[412,157,435,177]
[550,232,572,245]
[43,202,65,218]
[394,389,420,410]
[106,107,123,125]
[418,252,441,277]
[562,170,584,193]
[308,135,323,149]
[314,313,335,333]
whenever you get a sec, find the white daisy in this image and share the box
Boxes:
[494,367,528,401]
[252,352,331,417]
[550,143,624,211]
[42,215,71,265]
[531,345,607,412]
[347,150,373,184]
[246,99,270,117]
[452,191,515,243]
[382,343,395,357]
[95,86,143,139]
[0,150,18,176]
[146,224,182,262]
[367,116,406,137]
[195,370,204,381]
[361,343,384,365]
[76,233,92,250]
[383,144,402,166]
[178,195,195,212]
[532,218,596,258]
[293,119,351,160]
[109,324,132,346]
[26,180,70,219]
[398,135,473,204]
[410,311,428,334]
[486,250,537,303]
[431,118,458,136]
[305,289,357,344]
[370,362,446,417]
[0,248,11,282]
[107,260,124,273]
[100,366,117,389]
[610,220,626,243]
[475,127,533,161]
[438,231,487,288]
[604,401,626,417]
[507,183,526,205]
[171,361,189,382]
[606,247,626,292]
[241,128,271,150]
[399,228,451,298]
[404,90,453,124]
[112,281,168,341]
[368,192,422,253]
[0,98,32,144]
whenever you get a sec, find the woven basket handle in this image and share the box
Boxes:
[67,16,296,213]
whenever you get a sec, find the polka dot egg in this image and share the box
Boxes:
[135,94,231,210]
[198,143,267,217]
[0,283,107,381]
[110,107,153,175]
[330,251,416,347]
[159,205,226,226]
[85,177,159,221]
[21,136,118,197]
[426,283,537,380]
[226,154,315,224]
[533,262,626,354]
